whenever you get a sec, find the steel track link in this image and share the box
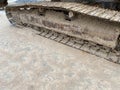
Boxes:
[6,1,120,23]
[35,25,120,64]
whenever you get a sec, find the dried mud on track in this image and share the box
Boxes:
[0,11,120,90]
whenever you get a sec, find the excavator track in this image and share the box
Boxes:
[5,1,120,64]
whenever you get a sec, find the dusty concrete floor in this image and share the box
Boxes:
[0,11,120,90]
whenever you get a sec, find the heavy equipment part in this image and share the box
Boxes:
[51,0,120,10]
[0,0,8,9]
[5,1,120,64]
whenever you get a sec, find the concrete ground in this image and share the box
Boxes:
[0,11,120,90]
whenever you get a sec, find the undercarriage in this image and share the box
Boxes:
[5,1,120,64]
